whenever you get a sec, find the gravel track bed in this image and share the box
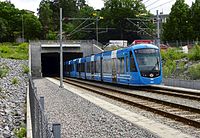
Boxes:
[69,79,200,109]
[33,78,160,138]
[76,83,200,138]
[0,58,28,138]
[126,89,200,109]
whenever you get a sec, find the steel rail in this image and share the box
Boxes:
[57,77,200,128]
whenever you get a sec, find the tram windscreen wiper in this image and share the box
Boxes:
[151,58,159,71]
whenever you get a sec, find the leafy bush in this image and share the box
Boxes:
[189,64,200,80]
[161,48,186,78]
[0,45,10,54]
[12,77,19,85]
[162,60,176,77]
[22,64,29,74]
[161,48,187,61]
[0,63,9,78]
[0,43,28,60]
[47,31,57,40]
[15,127,26,138]
[16,43,28,53]
[188,45,200,61]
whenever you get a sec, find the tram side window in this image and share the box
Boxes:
[82,63,85,72]
[78,63,81,72]
[94,61,96,73]
[117,58,120,74]
[91,61,95,73]
[103,59,112,74]
[74,64,76,71]
[118,57,125,74]
[130,52,137,72]
[76,64,79,72]
[86,62,91,73]
[126,56,128,72]
[66,65,69,72]
[70,64,73,71]
[80,63,83,72]
[86,62,89,73]
[96,60,100,73]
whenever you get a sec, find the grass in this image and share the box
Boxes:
[189,64,200,80]
[11,77,19,85]
[0,63,9,78]
[14,126,26,138]
[188,45,200,61]
[0,43,29,60]
[21,64,29,74]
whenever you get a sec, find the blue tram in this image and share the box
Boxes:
[65,44,162,86]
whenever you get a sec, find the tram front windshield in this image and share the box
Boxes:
[134,48,160,72]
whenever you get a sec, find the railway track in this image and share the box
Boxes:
[56,77,200,128]
[140,87,200,101]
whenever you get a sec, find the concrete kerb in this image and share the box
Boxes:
[26,86,33,138]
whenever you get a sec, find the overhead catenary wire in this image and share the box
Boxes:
[143,0,151,4]
[146,0,161,8]
[67,21,96,37]
[68,18,89,36]
[149,0,175,10]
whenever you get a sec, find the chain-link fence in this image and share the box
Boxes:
[163,78,200,90]
[29,75,54,138]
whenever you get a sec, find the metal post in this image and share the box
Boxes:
[22,15,24,42]
[60,8,63,88]
[156,10,160,49]
[39,97,44,111]
[52,123,61,138]
[96,17,98,46]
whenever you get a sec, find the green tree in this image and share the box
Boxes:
[38,0,53,39]
[0,1,21,41]
[23,13,42,40]
[190,0,200,40]
[51,0,79,31]
[162,0,192,41]
[76,0,86,9]
[100,0,149,42]
[65,5,95,39]
[0,18,8,42]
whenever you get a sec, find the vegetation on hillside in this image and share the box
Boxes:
[161,45,200,80]
[0,43,28,60]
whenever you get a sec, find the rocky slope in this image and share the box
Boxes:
[0,58,28,138]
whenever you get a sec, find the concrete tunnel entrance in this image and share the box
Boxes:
[41,52,83,77]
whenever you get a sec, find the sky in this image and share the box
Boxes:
[0,0,195,15]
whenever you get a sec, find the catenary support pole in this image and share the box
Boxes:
[52,123,61,138]
[39,97,44,111]
[157,10,160,49]
[60,8,63,88]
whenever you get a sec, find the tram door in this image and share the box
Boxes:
[124,53,130,83]
[129,51,138,84]
[112,58,117,83]
[111,50,117,83]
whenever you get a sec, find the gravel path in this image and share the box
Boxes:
[34,78,160,138]
[0,58,28,138]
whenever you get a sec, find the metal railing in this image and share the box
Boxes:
[28,75,60,138]
[163,78,200,90]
